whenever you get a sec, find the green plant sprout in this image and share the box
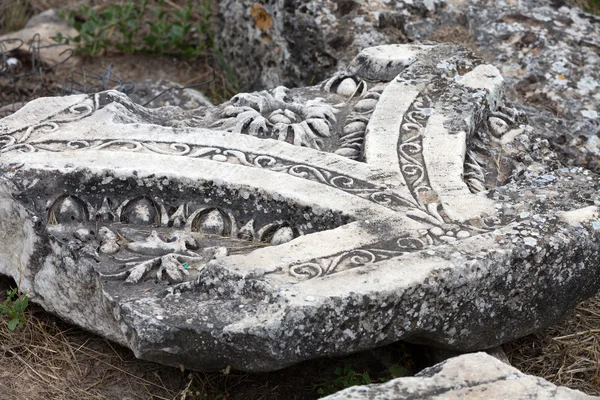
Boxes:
[314,363,406,396]
[59,0,214,58]
[0,287,29,331]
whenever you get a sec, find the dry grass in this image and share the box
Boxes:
[505,293,600,395]
[0,0,31,35]
[0,278,403,400]
[0,305,185,399]
[1,272,599,399]
[0,300,276,400]
[0,0,79,34]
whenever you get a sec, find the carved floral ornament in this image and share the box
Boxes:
[42,187,340,284]
[1,44,526,287]
[209,87,339,150]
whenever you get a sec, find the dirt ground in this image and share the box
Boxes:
[0,0,235,112]
[0,51,233,115]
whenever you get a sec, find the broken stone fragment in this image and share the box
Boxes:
[128,79,213,109]
[321,352,597,400]
[1,43,600,373]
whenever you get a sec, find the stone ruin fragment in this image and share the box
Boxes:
[217,0,600,172]
[322,352,597,400]
[1,44,600,372]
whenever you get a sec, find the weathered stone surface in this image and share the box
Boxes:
[1,44,600,372]
[216,0,600,169]
[216,0,443,91]
[128,79,213,109]
[407,0,600,173]
[321,352,598,400]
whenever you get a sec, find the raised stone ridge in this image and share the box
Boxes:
[1,43,599,372]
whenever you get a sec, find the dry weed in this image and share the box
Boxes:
[0,0,31,35]
[0,299,184,399]
[505,292,600,395]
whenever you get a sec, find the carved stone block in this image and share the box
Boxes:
[217,0,600,172]
[1,44,599,372]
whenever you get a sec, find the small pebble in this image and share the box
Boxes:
[430,227,444,236]
[74,228,94,242]
[336,78,358,96]
[456,231,471,239]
